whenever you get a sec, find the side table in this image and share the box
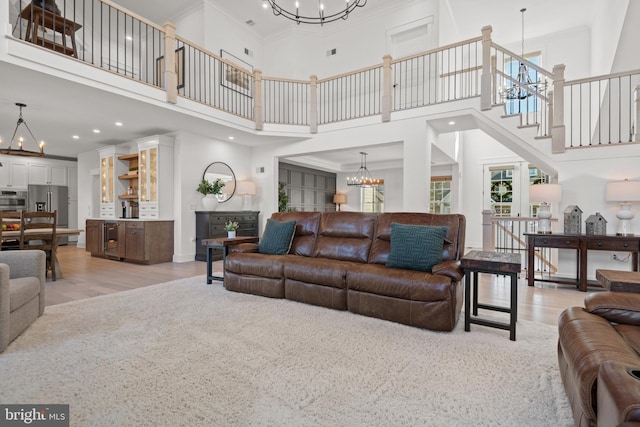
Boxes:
[461,250,521,341]
[202,236,259,284]
[596,269,640,293]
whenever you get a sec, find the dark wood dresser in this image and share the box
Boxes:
[195,211,260,261]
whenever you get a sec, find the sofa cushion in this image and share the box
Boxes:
[369,213,466,265]
[271,212,321,257]
[225,252,287,279]
[386,223,447,272]
[9,277,41,312]
[284,256,352,289]
[258,219,296,255]
[313,212,376,263]
[347,264,453,302]
[585,292,640,326]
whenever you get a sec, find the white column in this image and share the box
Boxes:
[402,124,432,212]
[480,26,493,111]
[551,64,566,153]
[482,210,495,251]
[634,85,640,142]
[382,54,393,121]
[310,75,318,134]
[162,22,178,104]
[254,70,263,131]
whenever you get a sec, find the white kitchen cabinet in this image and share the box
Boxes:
[98,146,129,218]
[137,135,174,219]
[0,157,28,189]
[28,163,67,185]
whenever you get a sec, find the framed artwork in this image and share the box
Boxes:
[155,46,185,89]
[220,49,253,98]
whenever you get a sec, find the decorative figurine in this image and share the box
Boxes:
[585,213,607,235]
[564,205,583,234]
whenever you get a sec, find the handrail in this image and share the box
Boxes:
[491,42,554,79]
[99,0,166,32]
[317,63,383,84]
[391,36,483,64]
[565,68,640,86]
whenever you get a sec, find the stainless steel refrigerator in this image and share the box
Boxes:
[27,184,69,244]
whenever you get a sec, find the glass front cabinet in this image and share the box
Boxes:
[137,135,174,219]
[98,146,129,218]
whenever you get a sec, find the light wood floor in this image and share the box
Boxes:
[49,245,590,326]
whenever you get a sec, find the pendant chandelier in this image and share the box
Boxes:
[347,152,383,187]
[499,8,547,100]
[266,0,367,25]
[0,103,45,157]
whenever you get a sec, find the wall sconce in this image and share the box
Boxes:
[529,183,562,234]
[236,181,256,211]
[606,179,640,236]
[333,194,346,211]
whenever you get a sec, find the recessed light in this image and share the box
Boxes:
[228,136,235,140]
[72,135,79,139]
[115,122,123,127]
[262,1,268,8]
[93,129,101,134]
[126,35,133,41]
[448,121,455,125]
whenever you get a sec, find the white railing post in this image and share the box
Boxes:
[634,85,640,142]
[480,26,492,111]
[382,54,392,122]
[551,64,566,153]
[310,75,318,134]
[482,209,495,251]
[254,70,263,131]
[162,22,177,104]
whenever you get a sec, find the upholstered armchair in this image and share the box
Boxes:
[0,250,46,353]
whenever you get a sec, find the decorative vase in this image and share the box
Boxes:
[202,194,218,211]
[227,230,236,238]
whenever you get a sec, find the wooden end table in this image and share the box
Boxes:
[461,250,521,341]
[596,269,640,293]
[202,236,259,284]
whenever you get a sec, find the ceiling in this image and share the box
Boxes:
[0,0,599,168]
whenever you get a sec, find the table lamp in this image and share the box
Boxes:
[606,179,640,236]
[333,194,346,211]
[236,181,256,211]
[529,183,562,234]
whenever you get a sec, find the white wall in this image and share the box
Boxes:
[590,0,629,75]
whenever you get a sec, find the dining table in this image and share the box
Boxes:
[1,227,84,279]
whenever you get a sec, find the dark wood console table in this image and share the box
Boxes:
[525,233,640,292]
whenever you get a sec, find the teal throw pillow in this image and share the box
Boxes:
[258,219,297,255]
[386,223,448,272]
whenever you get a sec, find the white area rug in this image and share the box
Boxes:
[0,276,572,426]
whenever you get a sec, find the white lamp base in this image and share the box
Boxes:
[537,203,553,234]
[616,203,635,236]
[241,194,253,211]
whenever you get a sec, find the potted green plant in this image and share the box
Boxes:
[197,178,225,211]
[224,220,240,238]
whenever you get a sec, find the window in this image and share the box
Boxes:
[430,176,451,213]
[361,186,384,212]
[489,167,513,217]
[504,53,542,115]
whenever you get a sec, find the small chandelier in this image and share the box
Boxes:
[266,0,367,25]
[347,152,383,187]
[0,103,45,157]
[499,8,547,100]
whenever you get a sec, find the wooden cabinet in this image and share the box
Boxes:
[137,135,173,219]
[86,219,173,264]
[28,163,67,185]
[85,219,104,256]
[0,157,28,189]
[195,211,259,261]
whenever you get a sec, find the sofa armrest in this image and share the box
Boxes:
[0,250,46,283]
[597,361,640,426]
[229,243,259,254]
[431,259,464,282]
[584,292,640,326]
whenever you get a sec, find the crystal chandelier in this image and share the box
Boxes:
[500,8,547,100]
[0,103,45,157]
[347,152,383,187]
[266,0,367,25]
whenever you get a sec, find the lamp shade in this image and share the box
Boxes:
[606,180,640,202]
[529,184,562,203]
[236,181,256,196]
[333,194,346,204]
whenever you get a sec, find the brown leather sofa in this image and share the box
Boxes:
[224,211,466,332]
[558,291,640,427]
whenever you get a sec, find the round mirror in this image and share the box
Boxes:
[202,162,236,202]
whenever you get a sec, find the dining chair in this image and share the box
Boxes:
[20,211,57,281]
[0,210,22,251]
